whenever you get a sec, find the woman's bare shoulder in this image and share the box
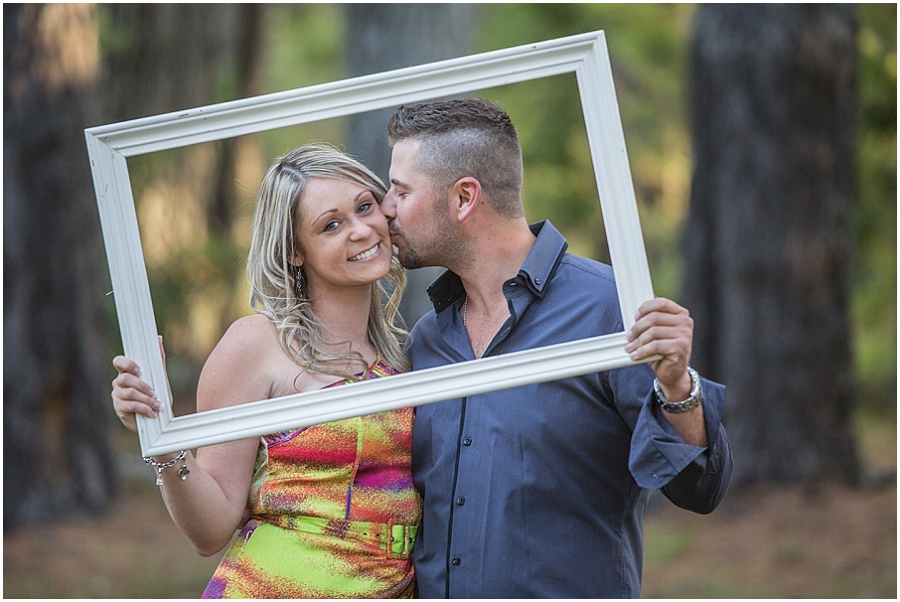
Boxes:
[197,313,283,411]
[208,313,282,368]
[223,312,278,341]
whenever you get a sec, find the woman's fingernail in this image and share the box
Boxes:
[149,388,156,398]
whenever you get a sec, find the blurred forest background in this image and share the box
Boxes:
[4,3,896,598]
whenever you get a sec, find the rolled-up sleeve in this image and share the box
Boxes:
[628,377,733,514]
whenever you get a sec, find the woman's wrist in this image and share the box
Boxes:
[144,450,190,485]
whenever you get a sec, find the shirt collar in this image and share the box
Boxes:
[426,220,569,314]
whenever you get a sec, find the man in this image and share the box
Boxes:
[379,98,732,598]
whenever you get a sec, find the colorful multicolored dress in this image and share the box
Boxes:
[202,357,421,598]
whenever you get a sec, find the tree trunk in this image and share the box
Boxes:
[210,4,264,236]
[4,4,116,528]
[345,4,474,325]
[683,5,860,486]
[102,3,251,236]
[101,5,265,384]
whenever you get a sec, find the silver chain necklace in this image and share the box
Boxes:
[463,295,468,327]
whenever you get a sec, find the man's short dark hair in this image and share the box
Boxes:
[387,98,524,218]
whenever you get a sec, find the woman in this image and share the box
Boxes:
[111,144,420,598]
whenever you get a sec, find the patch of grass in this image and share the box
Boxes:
[854,402,898,478]
[643,522,698,564]
[776,529,805,565]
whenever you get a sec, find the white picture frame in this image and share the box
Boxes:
[86,30,656,456]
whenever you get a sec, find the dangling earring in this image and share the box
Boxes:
[295,267,304,297]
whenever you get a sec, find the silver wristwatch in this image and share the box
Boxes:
[654,367,702,413]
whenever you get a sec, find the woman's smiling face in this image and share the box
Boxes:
[293,177,392,295]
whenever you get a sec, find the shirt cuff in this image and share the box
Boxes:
[628,378,725,489]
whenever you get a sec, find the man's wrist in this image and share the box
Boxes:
[654,367,702,413]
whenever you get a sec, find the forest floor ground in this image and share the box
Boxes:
[4,407,896,599]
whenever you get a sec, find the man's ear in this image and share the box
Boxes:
[451,177,482,222]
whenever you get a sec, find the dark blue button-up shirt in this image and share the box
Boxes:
[408,221,732,598]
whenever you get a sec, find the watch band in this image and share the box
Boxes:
[654,367,702,413]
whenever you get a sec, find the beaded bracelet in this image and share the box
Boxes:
[144,450,190,486]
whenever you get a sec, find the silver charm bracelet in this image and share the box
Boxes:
[144,450,190,486]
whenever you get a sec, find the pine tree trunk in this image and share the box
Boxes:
[101,4,265,376]
[4,4,116,528]
[683,4,860,486]
[345,4,474,325]
[102,3,252,236]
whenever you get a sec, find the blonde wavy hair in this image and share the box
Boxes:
[246,143,410,379]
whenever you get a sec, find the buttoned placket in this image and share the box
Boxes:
[421,223,565,597]
[445,279,534,597]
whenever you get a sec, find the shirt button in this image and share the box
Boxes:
[462,437,472,446]
[451,557,461,566]
[456,497,465,506]
[535,278,542,285]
